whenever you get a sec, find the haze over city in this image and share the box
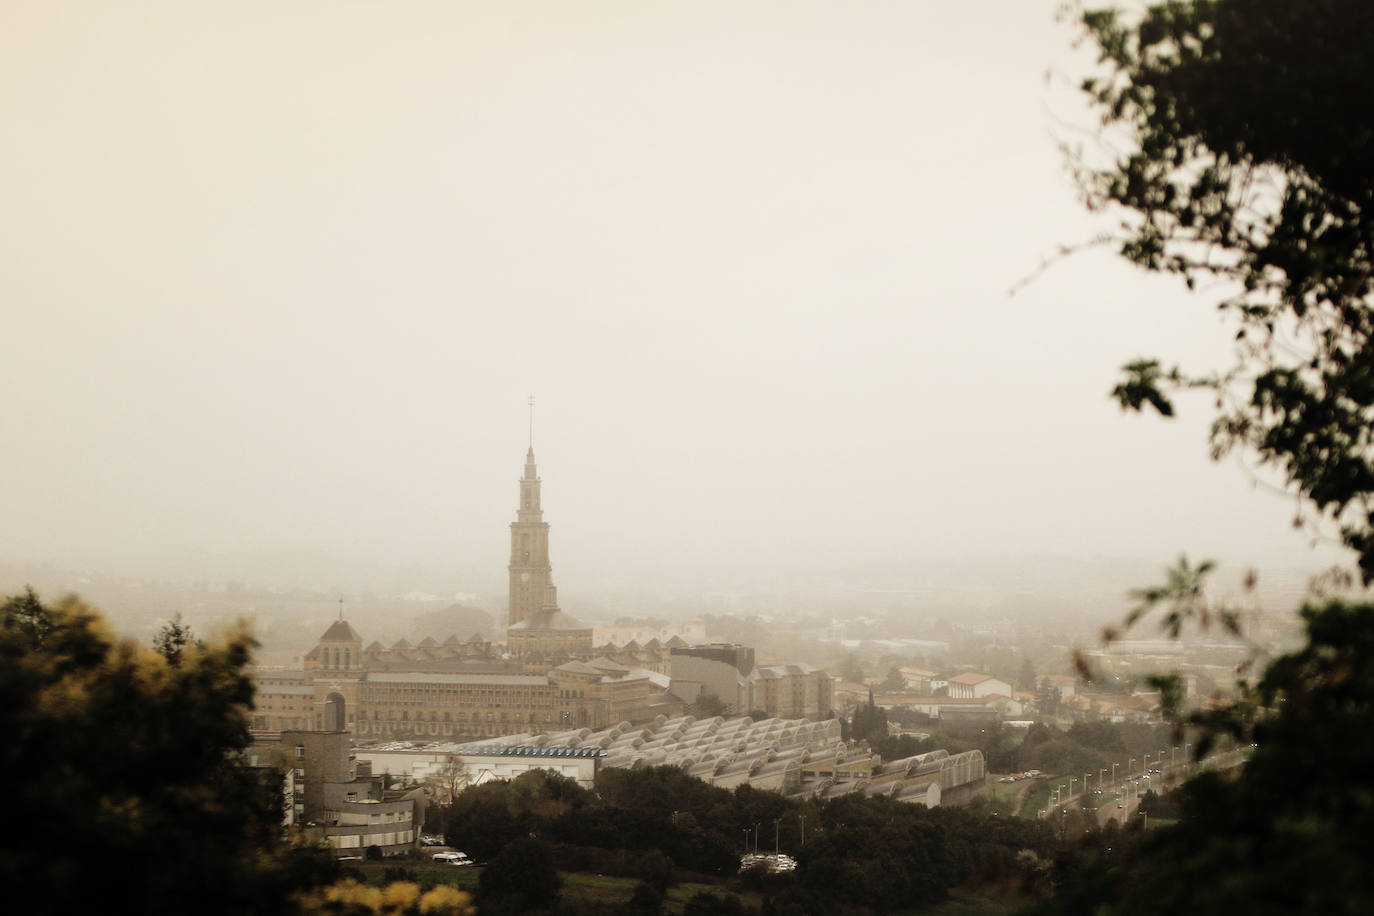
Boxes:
[1,1,1347,614]
[8,3,1374,914]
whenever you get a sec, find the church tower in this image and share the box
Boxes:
[508,445,557,627]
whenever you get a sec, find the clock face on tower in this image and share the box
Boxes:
[521,572,530,583]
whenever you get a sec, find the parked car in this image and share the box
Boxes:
[432,852,474,866]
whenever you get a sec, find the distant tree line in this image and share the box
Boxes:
[431,764,1054,914]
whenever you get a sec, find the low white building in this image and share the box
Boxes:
[946,672,1012,699]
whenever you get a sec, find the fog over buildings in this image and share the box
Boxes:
[0,1,1351,629]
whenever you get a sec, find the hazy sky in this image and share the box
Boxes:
[0,1,1347,598]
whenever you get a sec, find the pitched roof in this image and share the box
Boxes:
[554,661,604,676]
[318,620,362,642]
[586,657,631,675]
[949,672,998,686]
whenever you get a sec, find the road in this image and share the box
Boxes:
[1037,747,1252,828]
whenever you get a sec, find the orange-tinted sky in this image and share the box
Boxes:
[0,1,1344,597]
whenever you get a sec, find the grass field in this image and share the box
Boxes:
[918,888,1035,916]
[982,778,1025,814]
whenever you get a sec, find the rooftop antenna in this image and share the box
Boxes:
[528,394,535,448]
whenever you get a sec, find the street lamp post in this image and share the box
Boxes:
[1129,757,1135,778]
[1111,762,1118,788]
[798,814,806,846]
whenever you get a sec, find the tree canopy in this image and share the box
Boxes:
[1078,0,1374,580]
[0,590,315,916]
[1049,1,1374,910]
[0,589,471,916]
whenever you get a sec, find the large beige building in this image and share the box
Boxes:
[748,663,835,719]
[252,620,681,739]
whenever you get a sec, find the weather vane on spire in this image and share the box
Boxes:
[528,394,535,448]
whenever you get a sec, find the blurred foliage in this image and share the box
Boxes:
[293,880,474,916]
[1076,0,1374,582]
[0,588,470,916]
[1039,600,1374,914]
[0,588,329,915]
[1044,0,1374,909]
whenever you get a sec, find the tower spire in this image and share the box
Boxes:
[528,395,534,450]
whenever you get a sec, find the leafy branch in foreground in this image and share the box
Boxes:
[1076,0,1374,581]
[1079,556,1264,758]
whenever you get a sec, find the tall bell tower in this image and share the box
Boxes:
[509,400,556,627]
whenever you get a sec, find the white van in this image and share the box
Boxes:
[432,852,473,866]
